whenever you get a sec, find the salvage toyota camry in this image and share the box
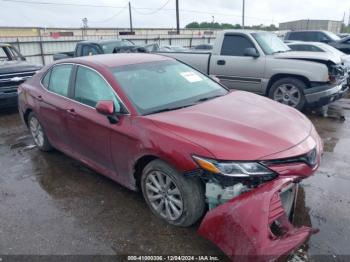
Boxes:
[18,54,323,260]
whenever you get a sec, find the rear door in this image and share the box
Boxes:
[209,34,265,93]
[37,64,74,151]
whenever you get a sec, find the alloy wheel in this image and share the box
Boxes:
[145,171,184,221]
[29,117,44,147]
[273,84,301,108]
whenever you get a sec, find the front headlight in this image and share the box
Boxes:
[192,155,275,177]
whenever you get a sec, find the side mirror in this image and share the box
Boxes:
[244,48,260,58]
[96,100,114,115]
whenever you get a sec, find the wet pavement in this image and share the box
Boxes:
[1,100,350,261]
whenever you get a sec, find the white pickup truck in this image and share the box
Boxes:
[159,30,348,110]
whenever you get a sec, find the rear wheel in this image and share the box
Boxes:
[141,160,205,227]
[28,112,52,151]
[269,78,306,110]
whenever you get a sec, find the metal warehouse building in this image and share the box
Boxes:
[279,19,342,33]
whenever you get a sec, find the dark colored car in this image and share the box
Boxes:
[0,43,41,108]
[18,53,323,260]
[285,30,350,54]
[53,39,151,60]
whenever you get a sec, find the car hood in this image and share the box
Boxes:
[274,51,341,64]
[0,60,42,75]
[146,91,312,161]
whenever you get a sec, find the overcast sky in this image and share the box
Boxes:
[0,0,350,28]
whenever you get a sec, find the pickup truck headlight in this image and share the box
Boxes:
[192,155,275,177]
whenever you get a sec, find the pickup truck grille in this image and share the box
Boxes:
[0,70,36,89]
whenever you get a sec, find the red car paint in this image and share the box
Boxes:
[198,177,317,262]
[18,54,322,260]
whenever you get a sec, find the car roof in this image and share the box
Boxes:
[287,41,325,46]
[222,29,266,34]
[288,30,329,33]
[78,39,132,45]
[61,53,174,68]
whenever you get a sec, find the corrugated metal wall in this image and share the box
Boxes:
[0,35,215,65]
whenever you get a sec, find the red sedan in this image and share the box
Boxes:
[18,54,322,260]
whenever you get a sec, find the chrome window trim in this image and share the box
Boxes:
[40,62,131,115]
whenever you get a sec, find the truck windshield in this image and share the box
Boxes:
[111,60,228,115]
[102,40,134,53]
[252,33,290,55]
[0,46,24,62]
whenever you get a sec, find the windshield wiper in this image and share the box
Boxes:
[194,95,223,103]
[272,50,286,54]
[147,104,194,115]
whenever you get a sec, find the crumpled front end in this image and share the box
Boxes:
[198,177,317,262]
[197,128,323,261]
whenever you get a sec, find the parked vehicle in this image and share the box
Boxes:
[192,44,213,51]
[158,45,189,52]
[19,53,322,260]
[284,30,350,54]
[0,43,41,108]
[286,41,350,86]
[159,30,348,110]
[338,33,350,39]
[53,39,149,60]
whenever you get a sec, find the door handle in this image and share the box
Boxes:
[37,95,43,102]
[66,108,77,116]
[217,60,226,65]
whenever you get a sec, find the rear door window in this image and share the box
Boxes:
[221,35,255,56]
[48,64,73,97]
[288,32,311,41]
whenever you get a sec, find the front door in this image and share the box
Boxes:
[210,34,265,93]
[66,65,124,177]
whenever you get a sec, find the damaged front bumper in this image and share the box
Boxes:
[305,81,349,107]
[198,176,317,262]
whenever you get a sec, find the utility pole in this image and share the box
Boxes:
[129,2,133,33]
[176,0,180,34]
[242,0,245,29]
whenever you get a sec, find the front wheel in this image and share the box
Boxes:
[269,78,306,110]
[141,160,205,227]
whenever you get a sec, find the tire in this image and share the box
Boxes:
[141,159,205,227]
[28,112,53,151]
[268,77,306,110]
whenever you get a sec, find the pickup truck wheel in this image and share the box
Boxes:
[141,159,205,227]
[269,78,306,110]
[28,112,52,151]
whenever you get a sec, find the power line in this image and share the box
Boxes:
[132,0,171,15]
[1,0,274,23]
[1,0,125,8]
[89,3,129,23]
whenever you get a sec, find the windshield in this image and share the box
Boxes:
[0,46,23,62]
[102,40,134,53]
[252,32,290,55]
[325,31,341,41]
[111,60,228,115]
